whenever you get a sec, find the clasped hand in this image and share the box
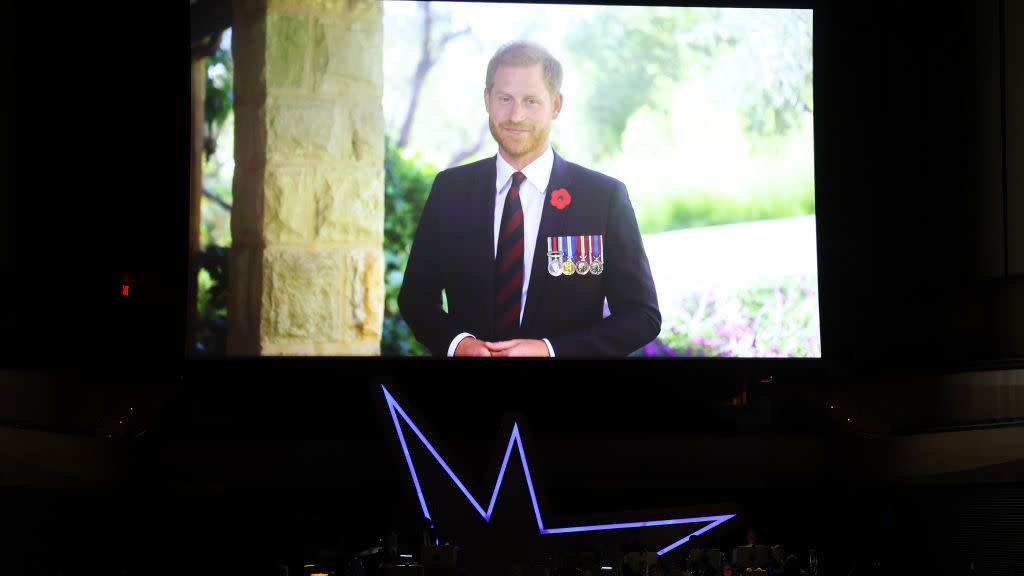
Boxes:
[454,337,549,357]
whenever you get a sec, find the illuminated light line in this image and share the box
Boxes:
[382,385,735,555]
[385,386,432,520]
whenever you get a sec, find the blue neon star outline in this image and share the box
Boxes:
[383,385,734,555]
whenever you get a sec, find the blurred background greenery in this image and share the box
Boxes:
[381,3,818,357]
[195,31,233,355]
[382,140,435,356]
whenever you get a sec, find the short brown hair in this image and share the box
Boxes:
[485,41,563,98]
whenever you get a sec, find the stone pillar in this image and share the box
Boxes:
[229,0,384,355]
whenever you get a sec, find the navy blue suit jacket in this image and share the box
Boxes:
[398,150,661,356]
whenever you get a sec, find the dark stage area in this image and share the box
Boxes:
[2,366,1023,575]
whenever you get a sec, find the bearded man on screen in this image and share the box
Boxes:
[399,41,661,357]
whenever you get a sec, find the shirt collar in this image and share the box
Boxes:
[495,144,554,196]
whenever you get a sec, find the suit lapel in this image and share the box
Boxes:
[521,150,572,333]
[477,156,498,335]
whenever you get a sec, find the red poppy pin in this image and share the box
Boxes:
[550,188,572,210]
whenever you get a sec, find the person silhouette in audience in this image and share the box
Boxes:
[686,550,713,576]
[733,529,759,570]
[766,545,785,575]
[782,554,802,576]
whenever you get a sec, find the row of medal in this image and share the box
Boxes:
[546,235,604,277]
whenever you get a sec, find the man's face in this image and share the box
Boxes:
[485,63,563,167]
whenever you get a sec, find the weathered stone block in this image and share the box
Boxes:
[266,12,309,91]
[315,162,383,243]
[264,167,316,244]
[261,341,316,355]
[261,247,343,342]
[312,13,382,95]
[348,248,384,339]
[268,0,347,13]
[266,96,349,161]
[349,90,385,164]
[316,339,380,355]
[348,0,381,22]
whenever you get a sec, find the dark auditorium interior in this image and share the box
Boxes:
[2,1,1023,575]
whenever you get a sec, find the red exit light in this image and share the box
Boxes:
[121,284,130,297]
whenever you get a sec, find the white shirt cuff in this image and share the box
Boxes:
[542,338,555,357]
[448,333,474,357]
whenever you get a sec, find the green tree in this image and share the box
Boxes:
[734,10,813,140]
[382,138,438,356]
[195,33,234,354]
[565,7,735,161]
[196,245,229,355]
[204,38,233,162]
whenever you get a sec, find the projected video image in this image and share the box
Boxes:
[383,2,818,357]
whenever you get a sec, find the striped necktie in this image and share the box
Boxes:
[494,171,526,340]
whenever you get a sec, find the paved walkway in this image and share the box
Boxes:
[642,215,819,302]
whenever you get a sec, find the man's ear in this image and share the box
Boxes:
[484,88,491,114]
[552,92,563,119]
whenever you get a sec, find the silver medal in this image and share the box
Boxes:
[547,251,564,276]
[576,240,589,275]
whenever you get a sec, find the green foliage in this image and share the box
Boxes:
[649,275,820,357]
[636,183,815,233]
[204,42,233,142]
[196,245,229,355]
[382,138,438,356]
[735,10,813,140]
[566,7,734,160]
[199,175,233,248]
[195,32,233,355]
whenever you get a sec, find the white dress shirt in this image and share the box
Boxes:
[447,145,556,357]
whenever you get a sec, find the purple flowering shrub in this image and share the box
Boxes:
[644,275,820,357]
